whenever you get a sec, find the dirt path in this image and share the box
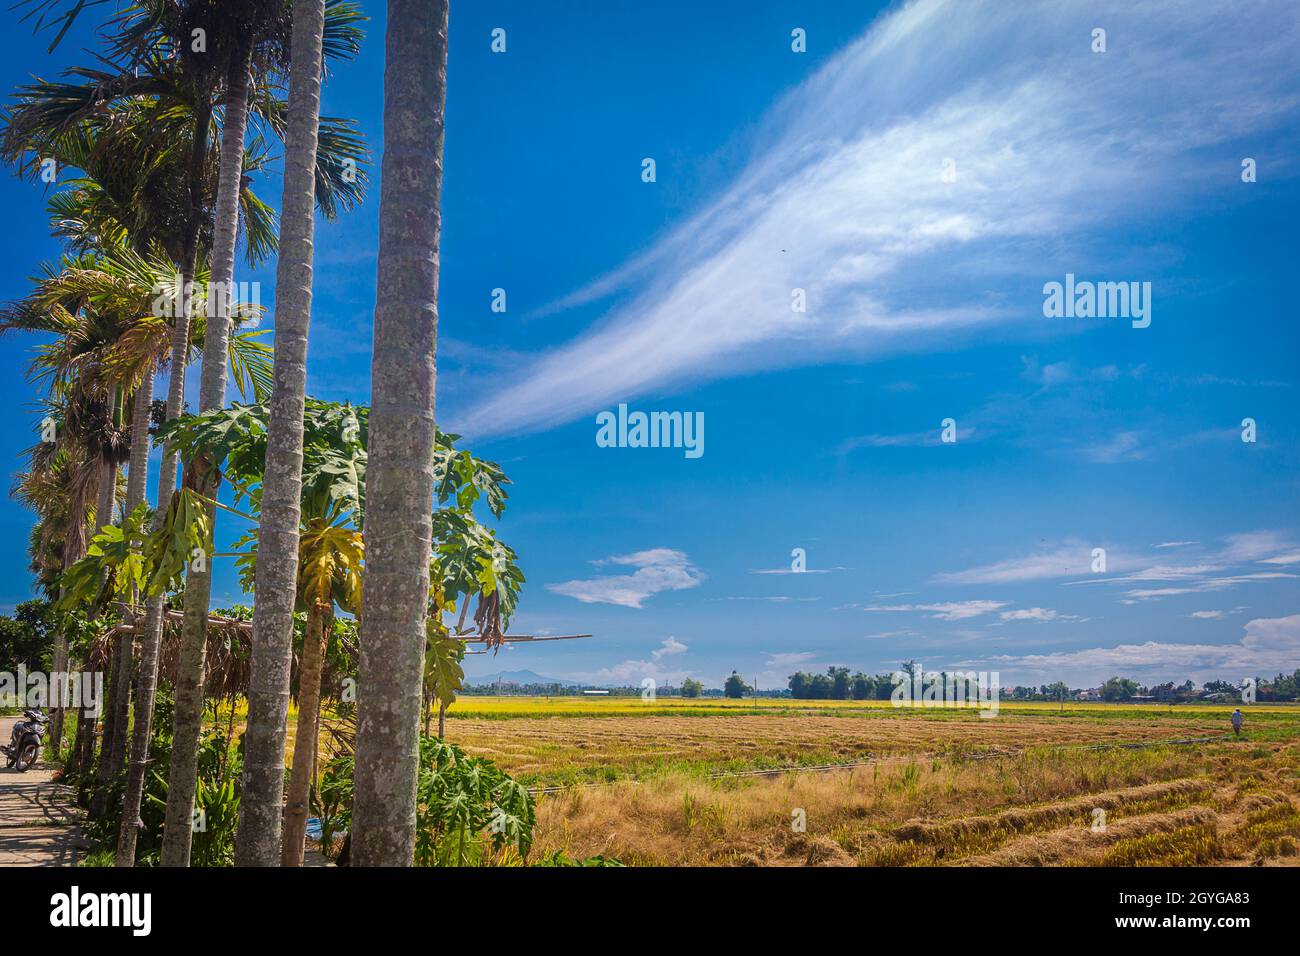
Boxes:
[0,715,84,866]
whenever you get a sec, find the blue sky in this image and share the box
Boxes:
[2,0,1298,689]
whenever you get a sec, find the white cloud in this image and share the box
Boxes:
[1082,431,1146,464]
[999,607,1077,622]
[944,532,1300,595]
[1222,531,1297,563]
[651,636,688,660]
[1020,357,1074,388]
[959,613,1300,685]
[934,541,1143,586]
[839,427,976,452]
[457,0,1300,438]
[723,596,821,602]
[1124,573,1296,601]
[863,600,1007,621]
[574,637,693,686]
[547,548,704,607]
[750,566,851,575]
[1260,551,1300,566]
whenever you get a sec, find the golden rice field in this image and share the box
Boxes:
[433,697,1300,867]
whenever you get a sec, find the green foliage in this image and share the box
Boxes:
[1044,681,1071,702]
[0,599,55,672]
[316,736,537,867]
[432,507,524,636]
[79,691,241,867]
[434,430,510,518]
[724,672,750,699]
[425,631,465,714]
[143,724,242,867]
[226,329,274,404]
[1102,676,1140,701]
[143,487,211,596]
[54,502,154,611]
[680,678,703,698]
[415,736,536,866]
[789,668,895,700]
[311,753,354,860]
[534,851,626,867]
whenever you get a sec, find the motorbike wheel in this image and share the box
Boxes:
[15,741,39,772]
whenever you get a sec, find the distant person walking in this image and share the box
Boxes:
[1231,708,1244,738]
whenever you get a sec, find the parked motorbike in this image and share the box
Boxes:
[2,708,48,771]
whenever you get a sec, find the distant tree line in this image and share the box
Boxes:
[786,667,895,700]
[999,672,1300,703]
[780,664,1300,703]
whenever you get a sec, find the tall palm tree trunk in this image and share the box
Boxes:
[95,631,123,787]
[117,98,213,869]
[111,376,153,770]
[50,478,92,759]
[95,458,118,534]
[236,0,327,867]
[92,374,154,813]
[69,459,118,779]
[115,277,192,865]
[352,0,449,867]
[90,459,123,795]
[69,707,93,778]
[281,603,328,866]
[161,50,254,868]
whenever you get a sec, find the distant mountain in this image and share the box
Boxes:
[469,670,582,688]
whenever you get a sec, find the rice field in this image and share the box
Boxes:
[435,697,1300,867]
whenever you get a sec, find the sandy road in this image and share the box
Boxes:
[0,715,83,866]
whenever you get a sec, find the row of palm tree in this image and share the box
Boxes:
[4,0,450,866]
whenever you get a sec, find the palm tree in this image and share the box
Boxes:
[147,400,521,866]
[4,257,131,756]
[12,436,97,597]
[2,246,269,694]
[160,24,258,871]
[352,0,450,866]
[4,235,271,793]
[236,0,328,867]
[6,70,227,821]
[158,0,364,868]
[10,396,106,753]
[10,0,366,866]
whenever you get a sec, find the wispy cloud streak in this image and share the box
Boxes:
[459,0,1300,437]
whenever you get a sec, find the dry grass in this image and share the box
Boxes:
[527,744,1300,866]
[212,695,1300,866]
[445,710,1236,785]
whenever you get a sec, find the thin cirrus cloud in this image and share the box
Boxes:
[749,566,851,575]
[937,532,1299,603]
[546,548,705,608]
[933,541,1144,586]
[960,614,1300,685]
[457,0,1300,438]
[837,426,976,453]
[862,600,1008,621]
[999,607,1079,623]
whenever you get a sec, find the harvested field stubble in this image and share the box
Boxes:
[447,711,1240,785]
[442,701,1300,868]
